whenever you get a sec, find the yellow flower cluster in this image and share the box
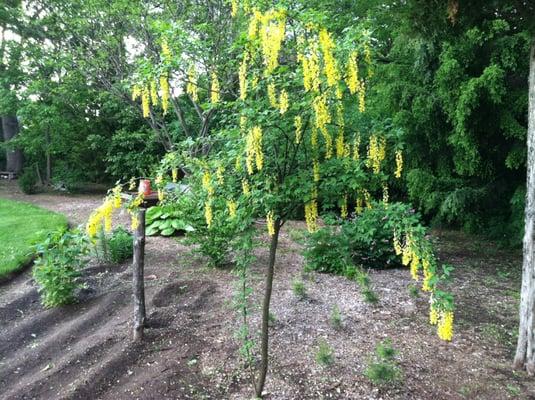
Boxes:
[336,132,345,158]
[155,174,163,185]
[142,87,150,118]
[86,197,116,238]
[242,179,250,195]
[279,89,289,114]
[422,258,432,292]
[158,189,164,202]
[294,116,302,144]
[313,159,320,182]
[131,214,139,230]
[245,126,263,174]
[202,170,214,195]
[160,75,170,114]
[187,66,199,102]
[231,0,238,17]
[393,231,402,255]
[340,195,348,219]
[172,168,178,183]
[267,83,278,107]
[211,71,220,103]
[258,10,286,74]
[239,53,249,101]
[112,185,122,209]
[299,42,320,92]
[319,29,339,87]
[227,200,237,218]
[304,196,318,233]
[395,150,403,178]
[267,211,275,236]
[161,39,172,63]
[132,85,141,101]
[437,311,454,341]
[150,81,159,107]
[353,135,361,160]
[358,82,366,113]
[313,94,331,131]
[382,183,389,205]
[346,51,360,95]
[367,135,386,174]
[216,166,225,185]
[204,200,213,228]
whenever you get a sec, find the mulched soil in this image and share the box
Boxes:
[0,181,534,399]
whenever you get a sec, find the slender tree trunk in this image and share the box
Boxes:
[514,39,535,374]
[45,129,51,184]
[255,220,281,398]
[132,208,147,341]
[1,116,23,173]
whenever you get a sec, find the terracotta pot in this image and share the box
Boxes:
[138,179,152,195]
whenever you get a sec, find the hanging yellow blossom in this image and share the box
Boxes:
[358,81,366,113]
[211,71,220,103]
[160,75,170,114]
[112,185,122,209]
[227,200,237,218]
[131,213,139,231]
[161,39,171,63]
[321,127,333,159]
[313,94,331,131]
[437,311,454,341]
[299,41,320,92]
[313,159,320,182]
[142,86,150,118]
[128,177,136,191]
[353,135,361,160]
[422,258,432,292]
[240,115,248,134]
[187,65,199,102]
[319,29,339,87]
[393,231,402,255]
[304,196,318,233]
[242,179,251,195]
[267,83,278,108]
[248,10,260,40]
[346,51,360,94]
[395,150,403,178]
[204,200,213,228]
[231,0,238,17]
[382,183,389,205]
[132,85,141,101]
[340,195,348,219]
[158,189,164,202]
[294,116,302,144]
[429,303,439,325]
[172,168,178,183]
[363,189,372,209]
[266,211,275,236]
[410,255,420,281]
[245,126,263,174]
[150,80,159,107]
[239,53,249,101]
[259,10,286,74]
[336,131,345,158]
[216,166,225,185]
[279,89,289,114]
[155,174,163,185]
[367,134,386,174]
[202,171,214,195]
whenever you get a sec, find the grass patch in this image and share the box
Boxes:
[0,198,68,278]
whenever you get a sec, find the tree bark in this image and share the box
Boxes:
[255,220,281,398]
[514,39,535,374]
[1,116,23,173]
[132,208,147,342]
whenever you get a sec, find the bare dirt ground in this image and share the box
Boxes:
[0,181,534,399]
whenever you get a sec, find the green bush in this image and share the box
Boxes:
[108,227,133,264]
[33,228,89,307]
[364,340,402,387]
[292,279,307,299]
[303,226,350,274]
[18,167,38,194]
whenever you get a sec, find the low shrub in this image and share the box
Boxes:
[364,339,402,387]
[315,338,334,366]
[108,227,133,264]
[146,202,194,237]
[33,228,89,307]
[18,167,38,194]
[292,279,307,299]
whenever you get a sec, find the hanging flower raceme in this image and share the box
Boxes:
[142,86,150,118]
[187,66,199,102]
[393,231,402,255]
[150,80,159,107]
[160,75,170,114]
[382,183,389,205]
[132,85,141,101]
[299,41,320,92]
[319,29,339,87]
[258,9,286,74]
[216,166,225,185]
[202,170,214,196]
[279,89,289,114]
[422,258,432,292]
[267,83,278,108]
[231,0,238,17]
[358,81,366,113]
[294,116,302,144]
[161,39,172,63]
[211,71,220,103]
[313,158,320,182]
[266,211,275,236]
[112,185,122,209]
[242,179,251,196]
[395,150,403,178]
[172,168,178,183]
[340,195,348,219]
[353,135,361,160]
[367,135,386,174]
[304,195,318,233]
[437,311,454,341]
[346,51,360,95]
[204,200,213,228]
[227,200,237,218]
[239,53,249,101]
[313,94,331,132]
[245,126,263,174]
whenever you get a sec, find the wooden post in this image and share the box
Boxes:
[132,208,146,341]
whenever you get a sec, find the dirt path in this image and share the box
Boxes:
[1,181,535,399]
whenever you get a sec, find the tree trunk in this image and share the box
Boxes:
[514,39,535,374]
[1,116,23,173]
[255,220,281,398]
[132,208,147,341]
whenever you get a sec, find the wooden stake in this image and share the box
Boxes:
[133,208,146,341]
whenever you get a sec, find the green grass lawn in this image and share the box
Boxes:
[0,198,68,278]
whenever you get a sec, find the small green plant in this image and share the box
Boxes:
[292,279,307,299]
[146,203,194,237]
[107,227,133,264]
[364,340,402,387]
[18,167,38,194]
[288,227,307,244]
[363,288,379,304]
[408,284,420,298]
[315,338,334,366]
[330,305,342,330]
[33,228,90,307]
